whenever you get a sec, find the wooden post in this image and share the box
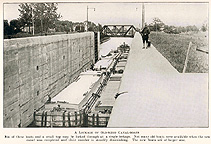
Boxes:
[82,110,88,127]
[68,112,71,127]
[75,111,77,126]
[63,111,66,127]
[79,113,82,126]
[183,42,192,73]
[41,111,44,127]
[33,111,36,126]
[44,111,47,127]
[96,114,99,126]
[50,115,53,128]
[105,117,109,126]
[92,114,95,126]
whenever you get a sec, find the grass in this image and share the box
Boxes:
[149,31,208,73]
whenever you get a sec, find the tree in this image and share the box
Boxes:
[18,3,61,34]
[18,3,33,33]
[10,19,22,34]
[81,25,85,32]
[54,20,73,32]
[75,25,80,32]
[4,19,22,37]
[185,25,198,32]
[75,25,85,32]
[4,20,11,36]
[201,23,207,32]
[163,25,180,34]
[88,26,94,31]
[4,20,12,38]
[64,25,70,34]
[86,21,97,32]
[151,17,165,31]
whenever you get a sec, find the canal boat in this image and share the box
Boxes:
[33,42,131,127]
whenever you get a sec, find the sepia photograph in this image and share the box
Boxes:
[3,1,208,130]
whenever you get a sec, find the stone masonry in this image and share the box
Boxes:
[3,32,95,127]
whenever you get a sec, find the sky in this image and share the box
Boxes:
[4,2,208,28]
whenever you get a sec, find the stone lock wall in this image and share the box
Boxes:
[3,32,95,127]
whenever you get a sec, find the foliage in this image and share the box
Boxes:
[201,23,208,32]
[18,3,33,32]
[54,20,99,33]
[10,19,22,34]
[88,26,94,31]
[18,3,61,34]
[34,3,61,33]
[149,17,199,34]
[75,24,85,32]
[186,25,199,32]
[55,20,73,33]
[4,20,11,36]
[163,25,199,34]
[5,2,103,38]
[87,21,97,32]
[149,17,165,31]
[4,19,22,37]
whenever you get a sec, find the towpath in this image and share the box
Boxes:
[108,33,208,127]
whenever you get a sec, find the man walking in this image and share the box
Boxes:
[141,23,150,49]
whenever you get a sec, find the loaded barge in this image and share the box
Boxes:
[32,42,130,127]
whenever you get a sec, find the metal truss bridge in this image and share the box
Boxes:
[101,25,137,38]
